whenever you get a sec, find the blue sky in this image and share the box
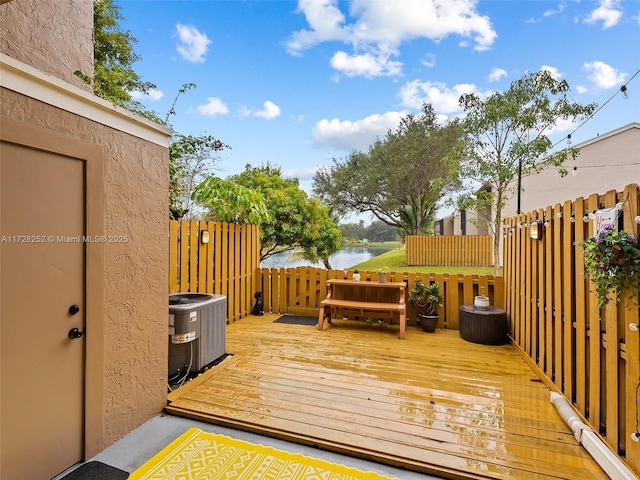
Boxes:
[121,0,639,217]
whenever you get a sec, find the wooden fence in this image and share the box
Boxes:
[169,220,260,323]
[406,234,492,266]
[503,183,640,473]
[255,266,503,330]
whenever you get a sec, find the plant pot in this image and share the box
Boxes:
[378,273,387,283]
[418,313,438,332]
[474,295,490,310]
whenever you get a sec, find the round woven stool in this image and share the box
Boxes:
[459,305,508,345]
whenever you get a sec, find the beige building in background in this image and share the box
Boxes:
[505,122,639,217]
[437,122,640,235]
[1,1,172,479]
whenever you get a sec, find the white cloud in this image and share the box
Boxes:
[576,85,589,94]
[543,2,567,18]
[421,53,436,68]
[282,166,318,181]
[487,67,507,83]
[583,61,626,89]
[540,65,562,80]
[239,101,282,120]
[130,89,164,101]
[285,0,497,77]
[545,117,577,136]
[584,0,623,29]
[254,101,281,120]
[312,111,407,151]
[238,105,252,118]
[398,80,479,114]
[330,50,402,77]
[176,23,211,63]
[285,0,349,54]
[196,97,229,117]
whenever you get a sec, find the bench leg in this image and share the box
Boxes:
[317,307,331,331]
[399,312,406,339]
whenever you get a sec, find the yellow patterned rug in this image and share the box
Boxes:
[129,427,398,480]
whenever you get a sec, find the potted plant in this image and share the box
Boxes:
[408,279,443,332]
[376,266,390,283]
[578,223,640,309]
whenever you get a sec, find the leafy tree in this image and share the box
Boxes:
[169,133,229,220]
[458,70,597,275]
[365,221,398,242]
[77,0,160,122]
[297,201,343,269]
[339,221,367,242]
[229,164,342,265]
[84,2,230,221]
[313,105,463,237]
[192,177,269,224]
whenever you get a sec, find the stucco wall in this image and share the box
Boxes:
[0,87,169,449]
[0,0,93,92]
[505,124,640,216]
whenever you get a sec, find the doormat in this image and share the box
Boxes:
[273,315,318,326]
[129,428,397,480]
[59,461,129,480]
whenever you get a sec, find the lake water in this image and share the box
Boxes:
[260,246,395,270]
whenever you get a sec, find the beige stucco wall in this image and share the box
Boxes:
[505,124,640,216]
[0,0,93,93]
[0,84,170,451]
[1,0,171,458]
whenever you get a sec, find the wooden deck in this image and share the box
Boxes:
[166,314,607,480]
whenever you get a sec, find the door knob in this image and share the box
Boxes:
[68,327,84,339]
[69,304,80,315]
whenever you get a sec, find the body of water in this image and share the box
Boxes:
[260,246,394,270]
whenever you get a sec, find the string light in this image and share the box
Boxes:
[550,67,639,151]
[621,85,629,99]
[572,166,577,176]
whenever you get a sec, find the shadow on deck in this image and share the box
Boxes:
[166,314,606,480]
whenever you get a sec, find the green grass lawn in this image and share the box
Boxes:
[352,246,499,276]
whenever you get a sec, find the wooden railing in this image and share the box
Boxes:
[255,266,503,330]
[406,234,492,266]
[503,183,640,474]
[169,220,260,323]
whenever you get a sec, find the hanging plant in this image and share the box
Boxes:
[578,224,640,309]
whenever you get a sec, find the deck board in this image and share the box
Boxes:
[166,314,607,480]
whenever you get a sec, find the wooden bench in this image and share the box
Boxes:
[317,279,407,339]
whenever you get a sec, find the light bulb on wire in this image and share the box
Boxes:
[572,166,577,177]
[621,85,629,99]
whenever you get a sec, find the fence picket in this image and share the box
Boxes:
[623,184,640,468]
[255,268,502,331]
[504,183,639,474]
[169,221,179,293]
[168,220,260,323]
[406,235,492,266]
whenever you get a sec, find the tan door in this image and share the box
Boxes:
[1,143,85,480]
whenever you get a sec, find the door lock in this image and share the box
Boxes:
[69,304,80,315]
[68,327,84,339]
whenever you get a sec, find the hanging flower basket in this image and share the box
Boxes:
[578,224,640,309]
